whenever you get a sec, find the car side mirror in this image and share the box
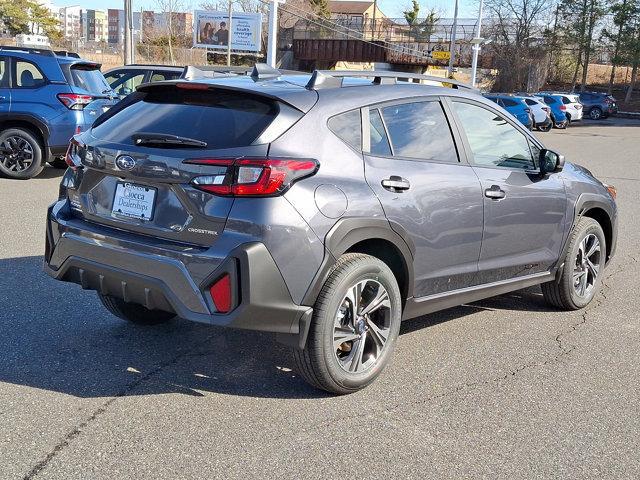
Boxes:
[539,149,565,174]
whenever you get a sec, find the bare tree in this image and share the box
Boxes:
[484,0,553,91]
[155,0,188,64]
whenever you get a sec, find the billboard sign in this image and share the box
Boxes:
[193,10,262,52]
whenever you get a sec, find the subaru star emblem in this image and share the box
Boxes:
[115,155,136,171]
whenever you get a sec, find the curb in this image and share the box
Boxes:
[616,111,640,119]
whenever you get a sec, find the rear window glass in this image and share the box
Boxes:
[328,109,361,150]
[71,66,111,94]
[561,96,572,104]
[91,87,279,149]
[502,98,518,107]
[543,96,556,105]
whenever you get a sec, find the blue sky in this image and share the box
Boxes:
[55,0,478,18]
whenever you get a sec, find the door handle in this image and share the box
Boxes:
[381,176,410,192]
[484,185,506,200]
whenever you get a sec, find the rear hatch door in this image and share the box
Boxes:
[67,61,119,122]
[68,83,299,246]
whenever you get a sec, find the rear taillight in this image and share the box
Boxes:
[543,106,550,113]
[57,93,94,110]
[209,273,232,313]
[187,158,319,197]
[560,105,567,111]
[65,137,83,170]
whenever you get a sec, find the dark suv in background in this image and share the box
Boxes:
[578,91,618,119]
[44,66,618,394]
[0,46,117,179]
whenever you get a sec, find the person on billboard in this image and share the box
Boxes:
[200,22,214,44]
[215,21,229,46]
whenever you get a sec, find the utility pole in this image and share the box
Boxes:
[470,0,484,87]
[227,0,233,67]
[266,0,280,67]
[371,0,377,40]
[124,0,133,65]
[447,0,458,77]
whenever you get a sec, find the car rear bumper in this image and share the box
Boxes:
[44,200,312,343]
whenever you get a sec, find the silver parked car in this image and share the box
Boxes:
[45,66,618,394]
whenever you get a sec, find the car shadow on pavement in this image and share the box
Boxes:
[0,255,554,400]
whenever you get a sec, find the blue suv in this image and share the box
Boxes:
[483,94,533,129]
[0,46,117,179]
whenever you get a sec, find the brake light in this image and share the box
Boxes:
[64,137,83,171]
[209,273,232,313]
[560,105,567,111]
[543,106,550,113]
[176,82,209,90]
[57,93,94,110]
[188,158,319,197]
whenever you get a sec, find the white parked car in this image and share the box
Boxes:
[517,95,553,132]
[539,92,583,123]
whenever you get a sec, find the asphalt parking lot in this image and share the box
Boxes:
[1,117,639,479]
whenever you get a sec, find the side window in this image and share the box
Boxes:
[0,58,8,87]
[15,60,45,88]
[150,71,181,82]
[107,71,145,94]
[328,109,362,151]
[368,108,392,156]
[452,101,535,170]
[380,101,458,163]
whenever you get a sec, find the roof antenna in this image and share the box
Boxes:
[306,71,343,90]
[251,63,282,80]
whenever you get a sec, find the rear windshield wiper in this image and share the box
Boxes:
[132,133,208,148]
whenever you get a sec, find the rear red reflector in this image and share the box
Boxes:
[209,274,232,313]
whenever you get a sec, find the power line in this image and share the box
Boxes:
[256,0,433,60]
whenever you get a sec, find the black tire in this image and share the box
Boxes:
[554,118,568,129]
[0,128,44,179]
[537,121,553,132]
[542,217,606,310]
[48,158,68,169]
[98,293,176,325]
[589,107,603,120]
[293,253,402,394]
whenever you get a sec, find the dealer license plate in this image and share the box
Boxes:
[111,182,156,221]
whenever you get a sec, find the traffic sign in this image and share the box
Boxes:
[432,51,451,61]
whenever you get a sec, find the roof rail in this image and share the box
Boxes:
[181,63,303,81]
[0,46,55,57]
[305,70,477,91]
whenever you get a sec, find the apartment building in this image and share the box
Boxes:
[107,9,142,45]
[141,11,193,41]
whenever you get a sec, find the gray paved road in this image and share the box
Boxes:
[1,118,639,479]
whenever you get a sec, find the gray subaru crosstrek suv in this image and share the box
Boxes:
[45,66,618,394]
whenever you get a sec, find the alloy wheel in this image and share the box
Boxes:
[573,233,601,298]
[590,108,602,120]
[333,279,392,373]
[0,136,34,173]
